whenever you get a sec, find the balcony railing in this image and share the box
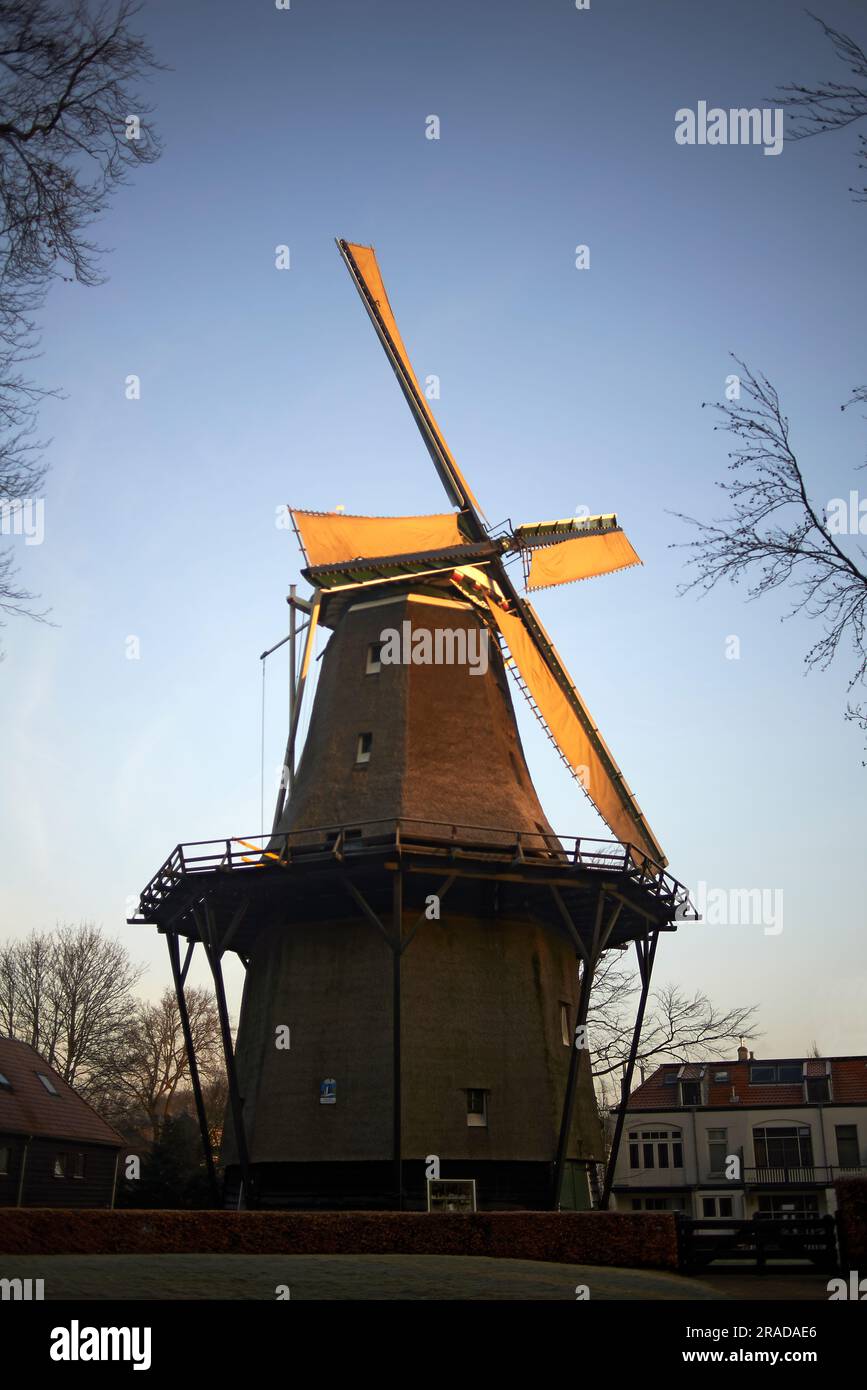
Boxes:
[133,818,694,922]
[743,1165,866,1186]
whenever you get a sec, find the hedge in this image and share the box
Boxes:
[0,1209,678,1270]
[835,1178,867,1270]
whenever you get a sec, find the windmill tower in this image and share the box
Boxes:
[132,241,691,1212]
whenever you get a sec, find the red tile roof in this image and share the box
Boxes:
[0,1037,123,1146]
[625,1057,867,1110]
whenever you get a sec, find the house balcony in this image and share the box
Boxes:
[743,1165,866,1187]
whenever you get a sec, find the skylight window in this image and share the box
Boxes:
[36,1072,60,1096]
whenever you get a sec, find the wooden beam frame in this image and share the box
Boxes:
[599,926,660,1210]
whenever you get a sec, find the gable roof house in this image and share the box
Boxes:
[609,1046,867,1220]
[0,1037,124,1208]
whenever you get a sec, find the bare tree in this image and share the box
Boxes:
[776,13,867,201]
[0,922,144,1096]
[588,950,759,1087]
[0,0,162,637]
[104,987,222,1143]
[673,360,867,740]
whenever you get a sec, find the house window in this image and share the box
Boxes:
[836,1125,860,1169]
[749,1063,802,1085]
[0,1071,11,1090]
[37,1072,59,1095]
[53,1154,68,1179]
[702,1196,734,1218]
[628,1129,683,1170]
[680,1081,701,1106]
[355,732,373,765]
[707,1128,728,1174]
[466,1089,487,1128]
[73,1153,87,1180]
[559,1003,570,1047]
[753,1125,814,1170]
[805,1075,830,1103]
[0,1146,9,1176]
[366,642,383,674]
[713,1071,729,1083]
[757,1194,819,1220]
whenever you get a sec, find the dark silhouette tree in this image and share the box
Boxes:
[0,0,162,640]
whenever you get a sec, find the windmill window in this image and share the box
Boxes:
[0,1146,9,1176]
[73,1153,87,1180]
[36,1072,59,1096]
[53,1153,68,1179]
[355,733,373,765]
[366,642,384,674]
[559,1003,570,1047]
[466,1089,488,1127]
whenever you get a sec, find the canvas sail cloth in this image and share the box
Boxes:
[291,509,467,568]
[342,242,485,519]
[526,529,640,591]
[485,597,664,864]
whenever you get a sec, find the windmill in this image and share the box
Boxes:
[132,240,690,1215]
[272,239,664,867]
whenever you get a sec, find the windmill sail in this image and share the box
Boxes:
[484,596,665,865]
[525,528,641,591]
[290,509,468,568]
[337,240,486,524]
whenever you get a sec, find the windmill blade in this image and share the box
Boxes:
[290,508,469,567]
[337,239,487,528]
[484,594,666,865]
[523,528,641,592]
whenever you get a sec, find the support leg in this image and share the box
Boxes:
[166,931,219,1206]
[392,869,403,1210]
[196,904,255,1209]
[599,927,659,1210]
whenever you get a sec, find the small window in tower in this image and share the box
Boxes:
[366,642,384,674]
[356,733,373,765]
[559,1003,571,1047]
[466,1089,488,1128]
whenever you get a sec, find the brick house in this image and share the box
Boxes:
[0,1037,124,1208]
[609,1046,867,1219]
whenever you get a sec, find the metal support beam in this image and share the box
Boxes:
[400,875,456,956]
[166,931,219,1205]
[195,904,254,1209]
[392,868,403,1210]
[551,889,623,1209]
[599,927,660,1211]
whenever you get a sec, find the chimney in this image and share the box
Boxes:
[737,1041,749,1063]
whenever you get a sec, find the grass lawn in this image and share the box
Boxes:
[0,1253,730,1301]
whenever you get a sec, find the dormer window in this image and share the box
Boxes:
[355,733,373,765]
[680,1080,701,1106]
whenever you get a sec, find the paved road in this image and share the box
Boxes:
[1,1253,728,1301]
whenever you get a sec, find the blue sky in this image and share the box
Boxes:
[1,0,865,1057]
